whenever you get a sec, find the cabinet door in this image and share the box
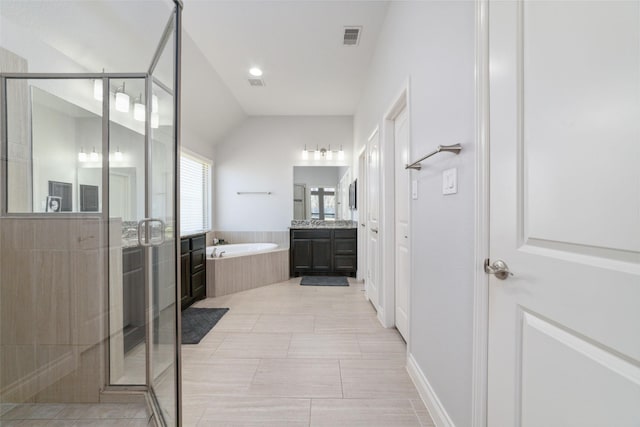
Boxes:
[292,239,312,271]
[191,269,206,301]
[180,253,191,309]
[311,239,332,271]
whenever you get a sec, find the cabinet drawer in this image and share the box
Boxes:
[180,238,190,254]
[191,248,205,272]
[190,235,206,251]
[334,255,356,271]
[334,229,357,239]
[191,269,206,299]
[292,229,331,239]
[334,239,356,255]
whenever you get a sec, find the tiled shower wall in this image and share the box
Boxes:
[0,217,108,403]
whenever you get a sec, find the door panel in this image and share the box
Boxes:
[367,129,380,309]
[394,108,410,340]
[311,239,332,271]
[488,2,640,426]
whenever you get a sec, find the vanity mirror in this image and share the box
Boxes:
[293,166,352,221]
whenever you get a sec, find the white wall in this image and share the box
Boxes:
[215,116,353,231]
[353,2,476,426]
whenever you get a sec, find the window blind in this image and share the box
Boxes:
[180,153,211,236]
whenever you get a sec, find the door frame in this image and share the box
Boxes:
[471,1,490,426]
[380,80,412,335]
[357,145,367,282]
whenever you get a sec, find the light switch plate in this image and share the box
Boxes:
[442,168,457,195]
[412,180,418,199]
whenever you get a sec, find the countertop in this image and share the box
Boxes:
[289,220,357,229]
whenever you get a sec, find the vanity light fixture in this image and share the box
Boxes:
[301,145,344,161]
[249,67,263,77]
[90,147,100,162]
[78,147,87,162]
[133,94,145,121]
[115,83,130,113]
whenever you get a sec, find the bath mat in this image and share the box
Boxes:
[181,307,229,345]
[300,276,349,286]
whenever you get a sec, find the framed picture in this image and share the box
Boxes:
[46,196,62,213]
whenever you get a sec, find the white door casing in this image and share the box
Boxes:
[367,128,381,310]
[488,2,640,426]
[394,107,410,340]
[357,147,368,282]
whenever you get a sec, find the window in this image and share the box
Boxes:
[310,187,336,220]
[180,151,212,236]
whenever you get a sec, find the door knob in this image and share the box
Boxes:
[484,258,513,280]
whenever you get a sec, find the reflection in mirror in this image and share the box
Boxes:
[293,166,352,221]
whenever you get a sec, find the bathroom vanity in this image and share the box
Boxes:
[289,221,357,277]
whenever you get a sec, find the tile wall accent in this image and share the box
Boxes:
[0,217,108,403]
[213,231,289,248]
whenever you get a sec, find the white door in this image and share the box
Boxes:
[357,149,367,282]
[488,2,640,426]
[394,108,410,340]
[367,129,381,309]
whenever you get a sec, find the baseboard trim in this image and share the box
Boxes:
[407,353,456,427]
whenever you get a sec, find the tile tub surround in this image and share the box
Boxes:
[212,231,289,248]
[290,220,357,229]
[206,248,289,297]
[184,278,434,426]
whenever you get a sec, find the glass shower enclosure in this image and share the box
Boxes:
[0,1,183,425]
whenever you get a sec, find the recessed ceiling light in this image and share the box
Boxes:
[249,67,263,77]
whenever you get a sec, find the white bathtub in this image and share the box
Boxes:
[206,242,278,258]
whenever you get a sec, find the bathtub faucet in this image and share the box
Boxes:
[218,251,226,258]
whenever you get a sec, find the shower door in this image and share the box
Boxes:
[146,10,180,426]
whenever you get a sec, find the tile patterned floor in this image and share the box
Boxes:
[183,278,434,427]
[0,402,152,426]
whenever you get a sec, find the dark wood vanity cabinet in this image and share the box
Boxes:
[123,246,145,353]
[180,234,207,310]
[290,228,357,277]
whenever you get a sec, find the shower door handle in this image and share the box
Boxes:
[137,218,166,247]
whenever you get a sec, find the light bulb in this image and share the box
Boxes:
[151,113,159,129]
[134,101,145,121]
[314,149,320,160]
[115,90,130,113]
[93,80,102,101]
[249,67,263,77]
[152,94,159,113]
[78,149,87,162]
[90,148,99,162]
[326,150,333,160]
[338,149,345,160]
[302,148,308,160]
[114,148,123,161]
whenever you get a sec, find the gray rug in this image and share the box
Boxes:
[300,276,349,286]
[181,307,229,344]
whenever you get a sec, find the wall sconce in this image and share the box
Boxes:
[301,145,345,161]
[133,94,145,121]
[90,147,100,162]
[115,83,130,113]
[114,147,123,161]
[78,147,87,162]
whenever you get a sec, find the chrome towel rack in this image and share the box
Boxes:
[405,144,462,170]
[237,191,272,195]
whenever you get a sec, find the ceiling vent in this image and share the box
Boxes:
[248,77,265,87]
[343,26,362,46]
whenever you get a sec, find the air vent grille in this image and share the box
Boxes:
[343,27,361,46]
[248,78,265,87]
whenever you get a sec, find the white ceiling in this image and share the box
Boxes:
[183,1,390,116]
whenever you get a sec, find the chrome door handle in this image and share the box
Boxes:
[484,258,513,280]
[137,218,166,247]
